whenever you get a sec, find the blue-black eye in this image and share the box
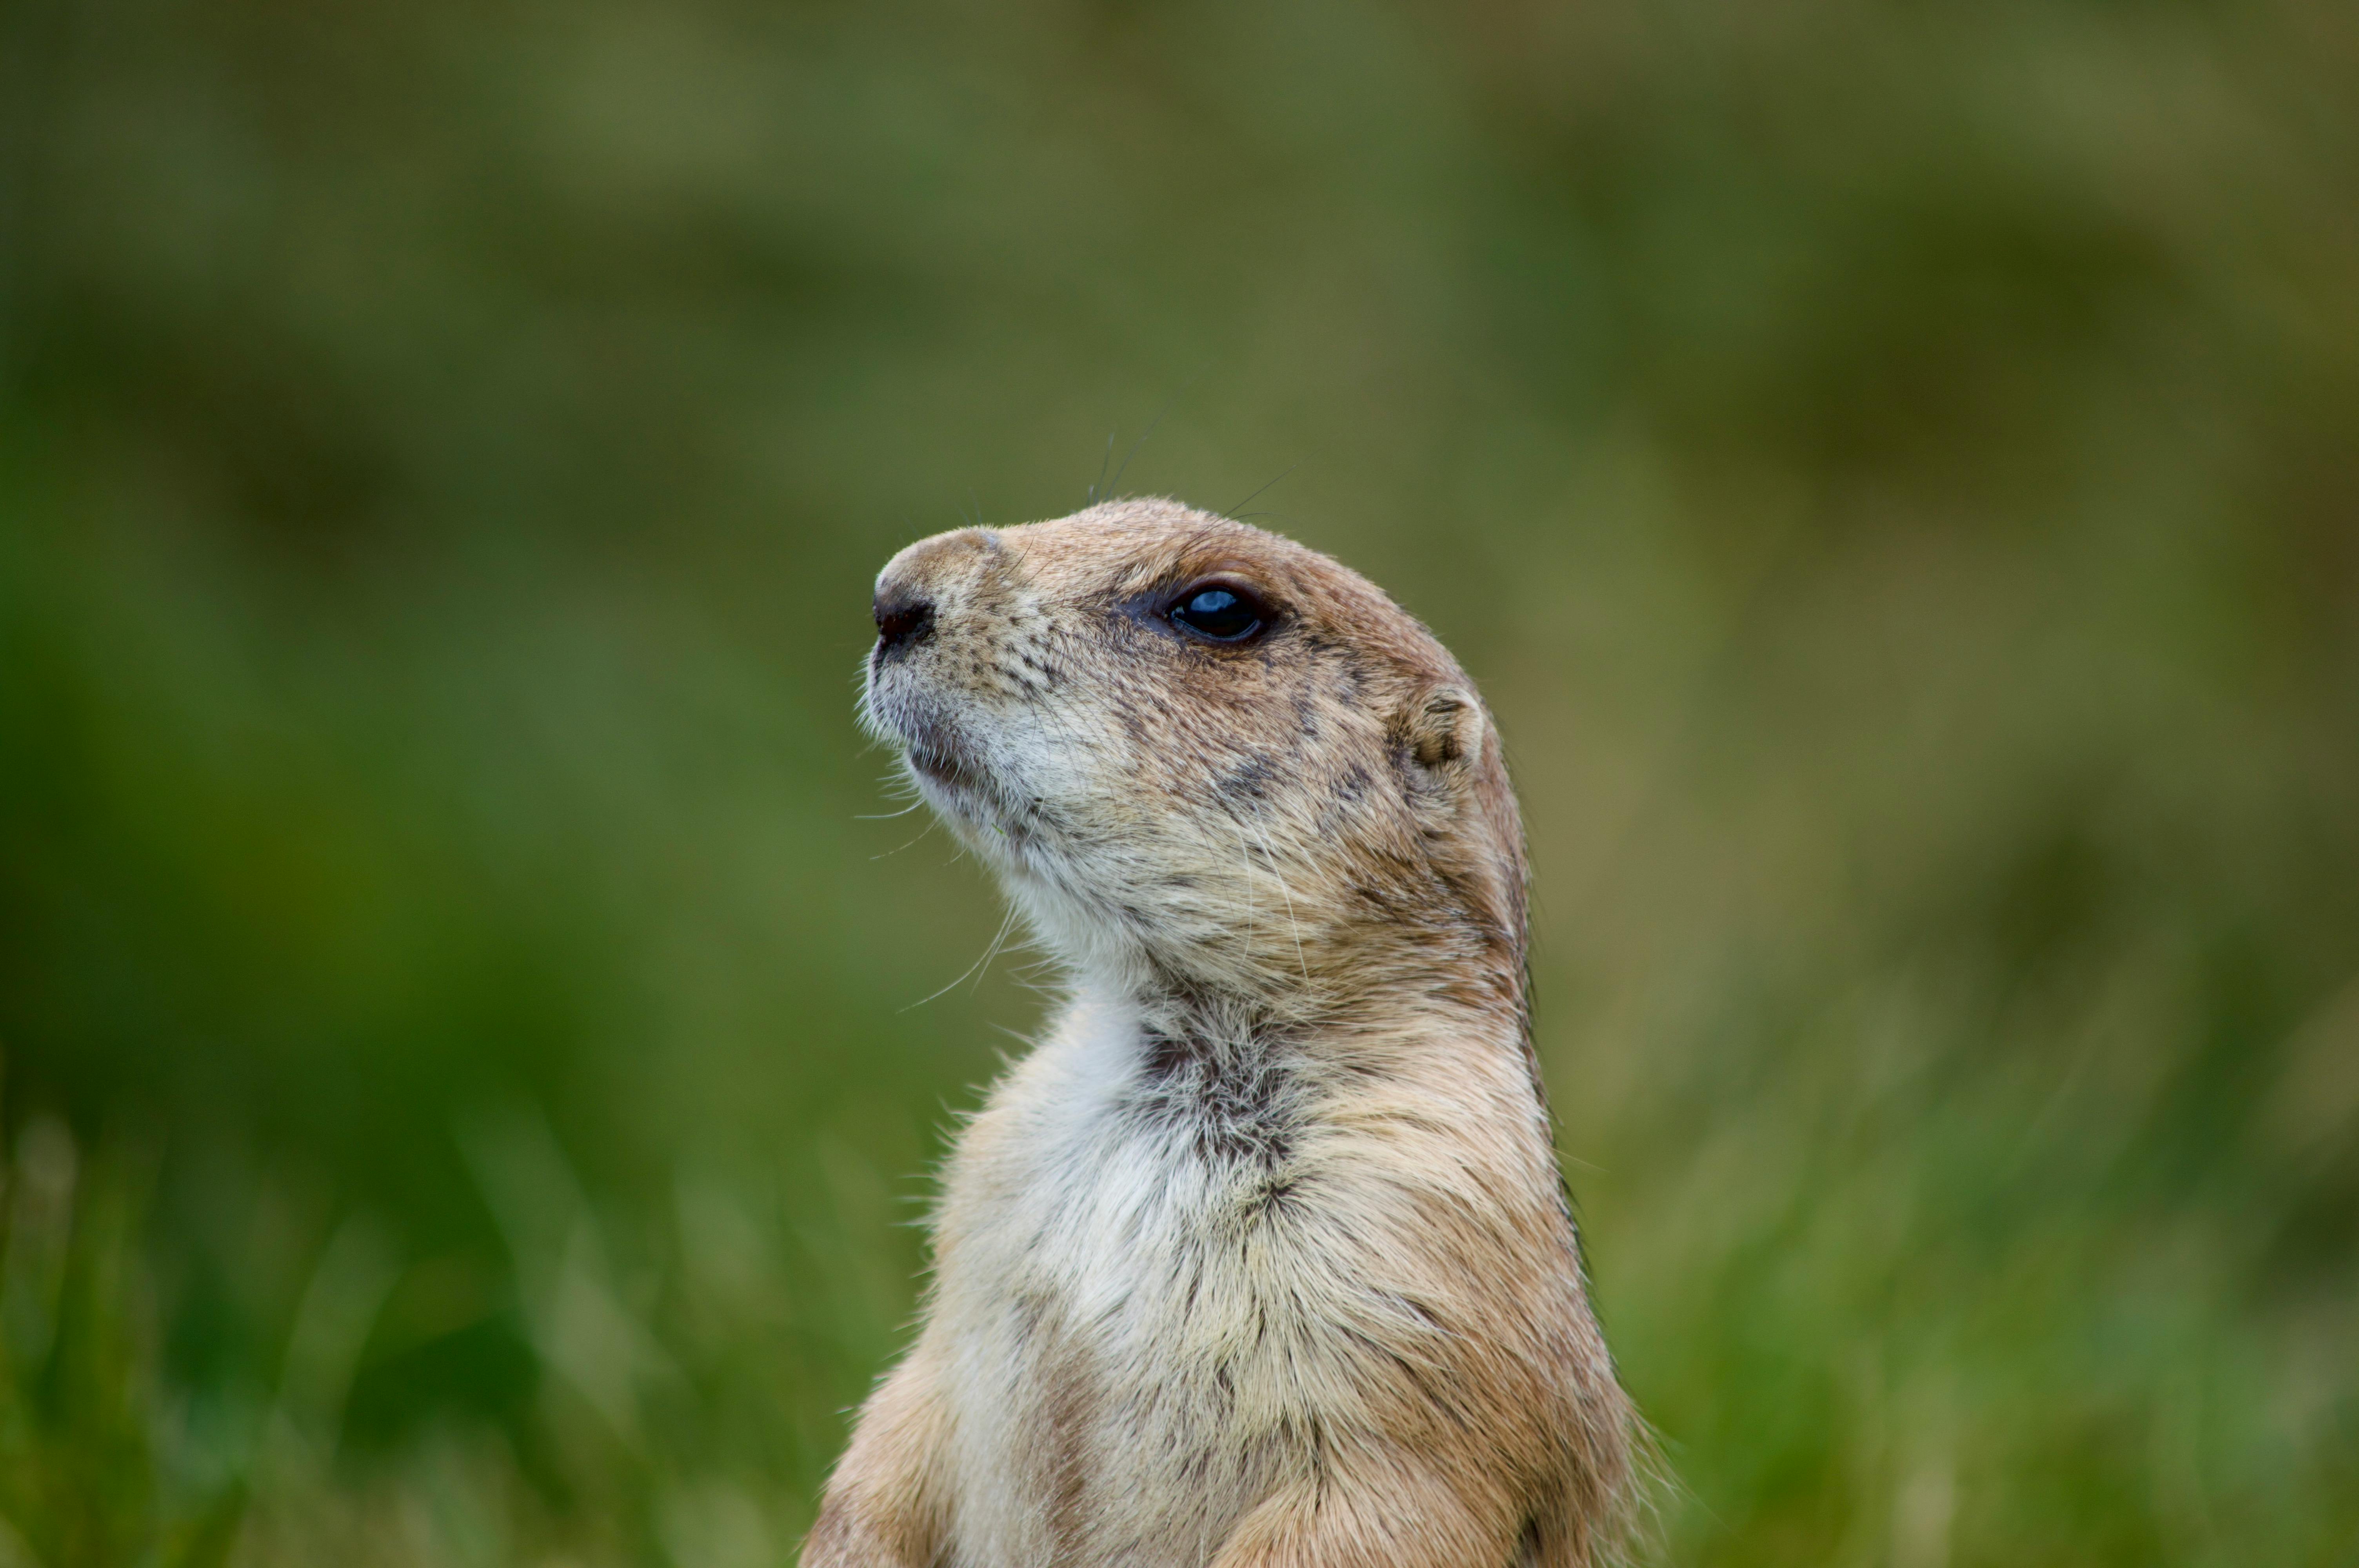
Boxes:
[1169,583,1267,642]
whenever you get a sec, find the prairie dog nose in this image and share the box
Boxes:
[873,584,934,655]
[871,528,996,657]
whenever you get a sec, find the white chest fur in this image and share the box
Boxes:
[931,996,1321,1567]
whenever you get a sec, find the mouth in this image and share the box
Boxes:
[864,669,1032,846]
[906,735,991,796]
[892,718,1028,840]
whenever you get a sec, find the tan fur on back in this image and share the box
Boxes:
[811,501,1639,1568]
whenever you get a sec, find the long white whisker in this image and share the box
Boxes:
[1246,818,1311,984]
[1227,815,1258,965]
[965,907,1031,996]
[901,904,1023,1011]
[872,813,945,860]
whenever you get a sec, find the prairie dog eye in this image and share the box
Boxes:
[1169,583,1268,642]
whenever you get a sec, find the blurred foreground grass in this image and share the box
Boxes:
[3,0,2357,1562]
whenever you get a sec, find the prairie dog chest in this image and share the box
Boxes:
[924,1009,1321,1564]
[953,1020,1288,1312]
[934,1005,1313,1401]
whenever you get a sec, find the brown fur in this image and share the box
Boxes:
[812,500,1640,1568]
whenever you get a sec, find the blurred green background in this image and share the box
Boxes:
[3,0,2356,1563]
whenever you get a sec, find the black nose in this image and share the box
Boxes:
[873,587,935,657]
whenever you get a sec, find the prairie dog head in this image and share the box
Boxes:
[859,499,1526,1022]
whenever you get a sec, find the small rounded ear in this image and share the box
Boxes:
[1405,685,1486,772]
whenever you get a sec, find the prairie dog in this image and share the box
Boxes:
[812,500,1638,1568]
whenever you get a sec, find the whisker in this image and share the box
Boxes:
[1088,430,1116,504]
[1226,463,1297,519]
[1108,365,1210,498]
[1246,818,1312,984]
[900,904,1023,1011]
[871,815,944,859]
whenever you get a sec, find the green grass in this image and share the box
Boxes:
[2,0,2356,1561]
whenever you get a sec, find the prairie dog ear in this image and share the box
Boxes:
[1404,685,1486,773]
